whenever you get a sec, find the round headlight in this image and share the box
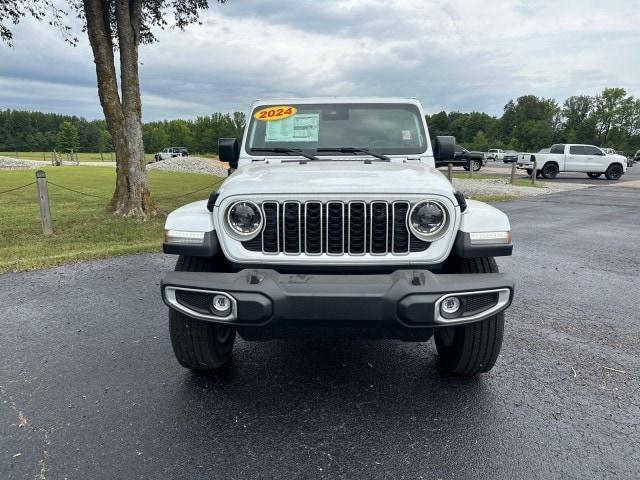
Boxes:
[409,201,448,240]
[226,201,263,238]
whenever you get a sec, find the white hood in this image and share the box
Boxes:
[216,161,456,199]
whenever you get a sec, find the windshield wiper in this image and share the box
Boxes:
[316,147,391,162]
[251,147,319,161]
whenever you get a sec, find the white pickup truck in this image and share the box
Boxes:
[517,144,627,180]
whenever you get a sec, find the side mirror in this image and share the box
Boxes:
[218,138,240,169]
[433,136,456,161]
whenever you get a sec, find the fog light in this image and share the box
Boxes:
[211,295,232,316]
[441,296,461,315]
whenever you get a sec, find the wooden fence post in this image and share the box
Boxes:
[447,163,453,182]
[100,151,104,162]
[35,170,53,236]
[469,160,474,178]
[532,161,537,185]
[510,163,516,184]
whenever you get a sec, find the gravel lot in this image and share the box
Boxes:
[146,156,228,176]
[1,184,639,479]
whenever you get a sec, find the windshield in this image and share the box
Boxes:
[245,103,427,156]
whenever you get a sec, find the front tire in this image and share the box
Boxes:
[605,164,623,180]
[435,257,505,375]
[169,255,236,371]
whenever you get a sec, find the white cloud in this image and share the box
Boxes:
[0,0,638,120]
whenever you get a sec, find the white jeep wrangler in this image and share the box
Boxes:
[161,98,514,376]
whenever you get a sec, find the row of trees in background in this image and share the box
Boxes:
[2,87,639,156]
[428,88,640,154]
[0,109,246,154]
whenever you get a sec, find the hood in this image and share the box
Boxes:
[216,161,456,199]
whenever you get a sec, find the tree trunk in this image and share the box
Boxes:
[83,0,156,219]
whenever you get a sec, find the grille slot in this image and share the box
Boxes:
[262,202,279,253]
[283,202,301,254]
[348,202,366,254]
[370,201,388,254]
[242,200,434,256]
[326,202,345,255]
[305,202,323,254]
[392,202,410,254]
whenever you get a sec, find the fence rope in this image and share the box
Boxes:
[2,177,223,203]
[0,182,36,195]
[46,181,111,200]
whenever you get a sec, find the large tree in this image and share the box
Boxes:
[2,0,225,219]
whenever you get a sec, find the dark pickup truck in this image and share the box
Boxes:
[435,145,485,171]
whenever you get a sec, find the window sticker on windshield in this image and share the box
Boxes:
[402,130,412,141]
[265,113,320,142]
[254,106,298,122]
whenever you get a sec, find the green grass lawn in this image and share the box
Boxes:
[1,165,523,273]
[0,166,224,273]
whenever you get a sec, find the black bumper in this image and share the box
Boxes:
[161,269,514,336]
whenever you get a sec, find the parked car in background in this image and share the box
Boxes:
[486,148,506,161]
[517,144,627,180]
[154,147,189,162]
[629,149,640,166]
[502,151,518,163]
[434,145,485,171]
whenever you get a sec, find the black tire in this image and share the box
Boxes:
[541,162,559,179]
[463,165,469,171]
[435,257,505,375]
[587,172,602,179]
[169,255,236,371]
[605,164,623,180]
[471,159,481,171]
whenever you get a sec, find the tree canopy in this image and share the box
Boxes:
[426,88,640,154]
[0,109,245,154]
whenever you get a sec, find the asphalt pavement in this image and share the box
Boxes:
[1,182,639,479]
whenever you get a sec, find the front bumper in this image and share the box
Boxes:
[161,269,514,332]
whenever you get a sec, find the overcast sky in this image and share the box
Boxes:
[0,0,638,121]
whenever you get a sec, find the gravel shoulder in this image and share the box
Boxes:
[453,176,590,198]
[146,156,228,176]
[0,156,49,169]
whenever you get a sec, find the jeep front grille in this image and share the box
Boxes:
[242,201,430,255]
